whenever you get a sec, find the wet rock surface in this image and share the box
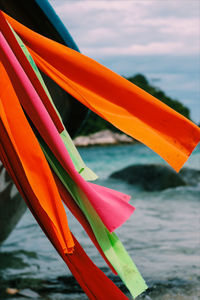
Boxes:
[110,164,200,191]
[179,167,200,186]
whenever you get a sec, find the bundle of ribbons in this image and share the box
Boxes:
[0,10,199,300]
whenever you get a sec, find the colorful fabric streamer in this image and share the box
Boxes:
[0,19,117,274]
[1,7,199,300]
[3,11,199,172]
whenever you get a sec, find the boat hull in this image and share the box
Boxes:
[0,0,87,243]
[0,163,27,244]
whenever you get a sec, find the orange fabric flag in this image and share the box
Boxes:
[0,60,74,254]
[4,11,200,172]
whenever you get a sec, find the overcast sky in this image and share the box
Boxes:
[50,0,200,123]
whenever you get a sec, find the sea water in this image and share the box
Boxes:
[0,143,199,300]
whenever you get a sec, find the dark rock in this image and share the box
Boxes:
[180,167,200,186]
[110,164,188,191]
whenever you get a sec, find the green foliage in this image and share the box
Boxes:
[78,111,117,136]
[78,73,191,136]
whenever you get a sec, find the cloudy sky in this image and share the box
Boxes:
[50,0,200,123]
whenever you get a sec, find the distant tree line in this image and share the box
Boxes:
[77,73,191,136]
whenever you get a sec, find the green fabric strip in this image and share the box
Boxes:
[40,138,147,298]
[60,130,97,181]
[11,27,147,298]
[12,28,97,181]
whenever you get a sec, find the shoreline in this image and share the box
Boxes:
[73,129,137,147]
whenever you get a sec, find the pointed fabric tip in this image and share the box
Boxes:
[4,11,199,172]
[40,138,147,298]
[54,172,118,275]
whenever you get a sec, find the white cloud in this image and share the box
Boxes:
[50,0,200,56]
[49,0,200,122]
[83,41,191,56]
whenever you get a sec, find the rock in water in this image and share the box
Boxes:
[110,164,187,191]
[180,167,200,186]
